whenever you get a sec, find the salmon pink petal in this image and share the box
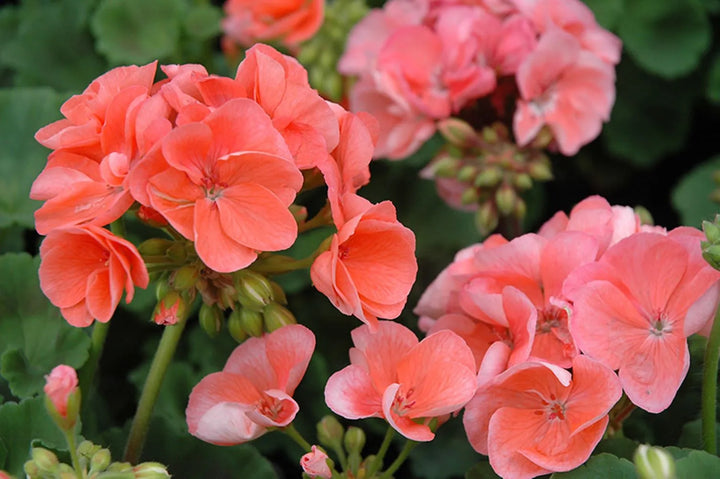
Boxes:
[194,198,258,272]
[33,182,121,234]
[148,169,201,239]
[186,372,263,445]
[245,389,299,428]
[382,383,435,441]
[196,76,248,107]
[477,342,511,387]
[564,355,621,434]
[223,336,275,391]
[351,321,417,392]
[325,364,383,419]
[216,184,298,251]
[161,122,213,184]
[35,120,99,150]
[539,231,598,299]
[215,152,303,205]
[61,302,94,328]
[265,324,315,394]
[502,286,537,367]
[84,269,116,323]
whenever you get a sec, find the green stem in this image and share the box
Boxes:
[64,427,84,479]
[702,305,720,454]
[378,439,417,479]
[283,423,313,452]
[123,312,189,463]
[297,203,333,234]
[77,321,111,404]
[367,427,395,476]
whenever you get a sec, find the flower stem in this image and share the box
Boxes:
[283,423,313,452]
[123,312,189,463]
[77,321,111,417]
[367,427,395,476]
[64,427,84,479]
[378,439,417,479]
[702,305,720,454]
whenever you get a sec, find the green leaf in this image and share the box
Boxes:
[0,397,67,477]
[0,88,64,228]
[184,4,222,40]
[617,0,711,79]
[582,0,625,30]
[0,253,90,398]
[707,53,720,104]
[91,0,185,65]
[1,0,107,91]
[594,437,641,460]
[674,449,720,477]
[603,58,695,167]
[550,453,637,478]
[671,155,720,228]
[677,418,720,449]
[465,461,502,479]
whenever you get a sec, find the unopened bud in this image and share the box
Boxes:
[317,415,344,448]
[269,280,287,305]
[475,202,498,237]
[90,448,112,473]
[514,197,527,220]
[165,242,187,263]
[481,125,499,144]
[263,302,297,332]
[457,165,477,183]
[77,440,99,457]
[227,309,249,342]
[704,215,720,244]
[474,167,503,188]
[24,460,40,477]
[171,265,199,291]
[495,185,517,216]
[528,160,553,181]
[634,205,654,226]
[429,155,460,179]
[461,187,480,206]
[238,307,265,337]
[31,448,58,473]
[133,462,171,478]
[153,291,187,326]
[702,244,720,271]
[290,204,308,223]
[199,303,223,338]
[344,426,366,454]
[513,173,533,191]
[235,270,274,311]
[106,462,133,473]
[437,117,476,147]
[634,444,676,479]
[138,238,173,257]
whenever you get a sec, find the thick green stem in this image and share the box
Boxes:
[283,423,313,452]
[378,439,417,479]
[64,428,84,479]
[123,313,189,463]
[78,321,110,400]
[702,305,720,454]
[367,427,395,476]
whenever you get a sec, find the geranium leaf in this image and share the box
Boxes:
[550,453,637,478]
[671,155,720,228]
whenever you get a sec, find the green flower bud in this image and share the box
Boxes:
[495,184,517,216]
[24,460,40,478]
[481,125,499,144]
[703,215,720,244]
[227,309,249,343]
[90,448,112,473]
[474,167,503,188]
[514,197,527,220]
[106,462,133,473]
[31,448,59,473]
[437,117,476,147]
[263,302,297,332]
[199,303,223,338]
[461,187,480,206]
[528,160,553,181]
[165,242,188,263]
[77,440,99,458]
[634,205,654,226]
[238,307,265,338]
[269,280,288,305]
[457,165,477,183]
[171,265,199,291]
[138,238,173,257]
[702,215,720,271]
[317,415,344,449]
[153,291,187,326]
[343,426,366,455]
[513,172,533,191]
[634,444,676,479]
[430,155,460,179]
[155,280,170,302]
[133,462,171,478]
[475,202,499,237]
[235,270,274,311]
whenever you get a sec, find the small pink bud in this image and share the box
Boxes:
[44,365,78,418]
[300,446,332,479]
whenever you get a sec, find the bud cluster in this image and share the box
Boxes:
[422,119,553,235]
[315,415,383,478]
[24,443,170,479]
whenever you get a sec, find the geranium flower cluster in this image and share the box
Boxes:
[339,0,620,159]
[32,42,417,332]
[413,195,720,477]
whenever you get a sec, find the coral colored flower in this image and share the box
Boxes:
[310,194,417,328]
[301,446,332,478]
[463,355,621,479]
[513,29,615,156]
[44,365,78,418]
[39,226,149,327]
[222,0,324,48]
[186,324,315,445]
[146,98,303,273]
[565,232,720,412]
[325,321,476,441]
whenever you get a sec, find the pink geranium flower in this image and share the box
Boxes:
[145,98,303,273]
[565,232,720,412]
[186,324,315,445]
[325,321,476,441]
[513,29,615,156]
[310,194,417,329]
[463,355,621,479]
[39,225,149,327]
[301,446,332,478]
[44,365,79,418]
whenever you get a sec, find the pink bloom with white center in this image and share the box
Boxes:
[513,29,615,156]
[186,324,315,445]
[324,321,476,441]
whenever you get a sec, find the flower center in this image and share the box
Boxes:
[536,305,568,334]
[535,394,566,421]
[257,393,286,422]
[650,313,672,337]
[391,388,416,417]
[202,177,227,200]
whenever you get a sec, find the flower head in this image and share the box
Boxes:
[44,365,78,418]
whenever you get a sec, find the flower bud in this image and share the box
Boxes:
[77,440,99,458]
[495,184,517,216]
[90,448,112,473]
[238,307,265,337]
[165,242,188,263]
[702,215,720,271]
[703,215,720,244]
[528,159,553,181]
[227,309,249,342]
[138,238,173,257]
[199,303,223,338]
[24,460,40,478]
[44,364,80,431]
[263,302,297,332]
[634,205,654,226]
[513,173,533,191]
[460,187,480,206]
[171,265,199,291]
[300,446,332,479]
[106,462,133,473]
[514,197,527,220]
[153,291,187,326]
[475,202,498,237]
[634,444,676,479]
[317,415,344,449]
[457,165,477,183]
[235,270,274,311]
[428,155,460,179]
[269,280,287,305]
[31,448,59,473]
[474,167,503,188]
[133,462,171,478]
[438,117,476,147]
[343,426,366,455]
